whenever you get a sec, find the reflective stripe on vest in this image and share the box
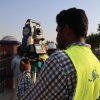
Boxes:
[64,45,100,100]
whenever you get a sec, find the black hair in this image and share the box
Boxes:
[17,45,23,56]
[56,7,88,37]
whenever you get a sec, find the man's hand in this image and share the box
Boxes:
[20,59,31,73]
[39,58,46,63]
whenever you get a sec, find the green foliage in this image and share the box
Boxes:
[86,24,100,60]
[86,33,100,49]
[98,56,100,60]
[86,24,100,49]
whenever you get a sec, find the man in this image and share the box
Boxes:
[11,46,22,88]
[11,45,22,99]
[17,8,100,100]
[47,42,57,56]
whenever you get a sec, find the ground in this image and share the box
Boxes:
[0,89,14,100]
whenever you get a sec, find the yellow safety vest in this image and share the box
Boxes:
[40,54,49,61]
[64,45,100,100]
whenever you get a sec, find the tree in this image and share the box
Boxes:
[86,24,100,49]
[86,33,97,49]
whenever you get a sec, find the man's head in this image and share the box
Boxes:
[17,45,22,56]
[47,42,57,56]
[56,7,88,49]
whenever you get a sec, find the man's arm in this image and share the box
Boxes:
[17,51,76,100]
[17,56,67,99]
[17,71,33,98]
[11,58,15,70]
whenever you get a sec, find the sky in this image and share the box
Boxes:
[0,0,100,43]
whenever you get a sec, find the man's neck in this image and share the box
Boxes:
[78,37,85,43]
[64,37,85,48]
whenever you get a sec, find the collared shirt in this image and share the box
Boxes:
[17,42,90,100]
[11,55,21,80]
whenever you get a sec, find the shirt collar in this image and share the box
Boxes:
[65,42,91,49]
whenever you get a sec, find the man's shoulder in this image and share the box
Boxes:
[45,50,76,75]
[49,50,70,62]
[50,50,65,56]
[11,55,19,63]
